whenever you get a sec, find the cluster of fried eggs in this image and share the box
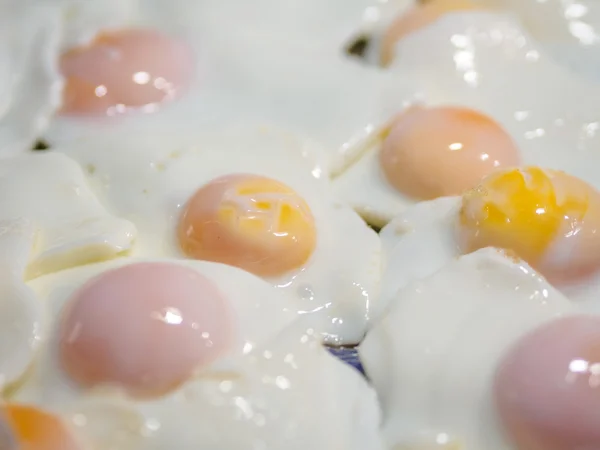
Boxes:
[4,0,600,449]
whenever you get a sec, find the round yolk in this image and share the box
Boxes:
[0,404,81,449]
[60,29,194,116]
[379,106,520,200]
[495,316,600,450]
[458,167,600,284]
[380,0,483,66]
[59,262,234,397]
[178,174,317,277]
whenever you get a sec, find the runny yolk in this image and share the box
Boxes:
[0,404,81,449]
[59,28,194,116]
[458,167,600,283]
[380,0,483,66]
[495,316,600,450]
[379,106,520,200]
[178,174,317,277]
[59,262,234,397]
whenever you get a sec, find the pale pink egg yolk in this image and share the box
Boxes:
[59,262,234,397]
[380,0,483,66]
[495,316,600,450]
[178,174,317,278]
[379,106,520,200]
[59,29,194,116]
[459,167,600,284]
[0,404,81,449]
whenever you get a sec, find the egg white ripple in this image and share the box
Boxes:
[0,1,63,156]
[43,0,399,177]
[14,259,383,450]
[0,152,137,279]
[360,247,576,450]
[378,194,600,320]
[334,10,600,226]
[51,125,382,345]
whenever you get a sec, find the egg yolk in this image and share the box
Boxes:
[0,404,81,449]
[60,29,194,116]
[178,174,317,277]
[59,262,234,397]
[381,0,483,66]
[495,316,600,450]
[458,167,600,283]
[379,106,520,200]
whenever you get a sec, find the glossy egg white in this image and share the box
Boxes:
[0,151,137,392]
[12,257,384,450]
[43,0,400,176]
[377,193,600,316]
[359,248,576,449]
[333,8,600,227]
[51,126,382,345]
[0,1,63,155]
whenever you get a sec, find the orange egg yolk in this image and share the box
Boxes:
[381,0,484,66]
[379,106,520,200]
[0,404,81,449]
[60,28,194,116]
[458,167,600,283]
[59,262,234,397]
[178,174,317,277]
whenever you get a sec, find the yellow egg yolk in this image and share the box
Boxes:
[458,167,600,283]
[178,174,317,277]
[1,404,81,449]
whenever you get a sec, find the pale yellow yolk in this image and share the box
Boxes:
[178,174,317,277]
[1,404,81,449]
[458,167,600,283]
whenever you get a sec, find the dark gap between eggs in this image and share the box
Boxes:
[345,34,371,59]
[31,139,50,151]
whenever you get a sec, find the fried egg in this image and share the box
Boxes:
[0,151,136,393]
[359,247,576,449]
[0,1,63,155]
[41,0,399,176]
[333,7,600,227]
[9,258,384,450]
[51,126,381,345]
[377,167,600,314]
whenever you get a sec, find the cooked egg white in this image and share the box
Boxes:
[12,258,384,450]
[333,9,600,227]
[43,0,400,176]
[51,125,381,345]
[0,151,136,391]
[360,248,576,449]
[0,1,63,155]
[0,152,137,278]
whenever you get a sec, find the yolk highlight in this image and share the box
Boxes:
[59,262,234,397]
[1,404,81,450]
[381,0,483,66]
[495,316,600,450]
[379,106,520,200]
[178,174,317,277]
[458,167,600,283]
[60,28,194,116]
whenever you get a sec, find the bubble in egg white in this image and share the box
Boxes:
[360,248,576,449]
